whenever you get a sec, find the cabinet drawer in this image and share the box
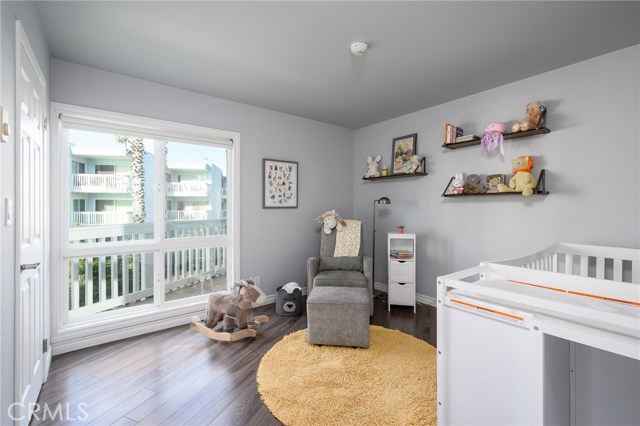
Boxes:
[388,282,415,305]
[389,261,415,283]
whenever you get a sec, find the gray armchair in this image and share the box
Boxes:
[307,222,373,316]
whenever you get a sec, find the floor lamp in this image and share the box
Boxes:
[372,197,391,296]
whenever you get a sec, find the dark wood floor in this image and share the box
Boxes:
[33,292,436,426]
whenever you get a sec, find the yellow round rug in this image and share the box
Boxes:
[256,325,437,426]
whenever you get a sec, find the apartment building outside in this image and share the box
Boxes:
[70,145,225,227]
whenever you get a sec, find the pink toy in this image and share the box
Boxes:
[481,122,507,155]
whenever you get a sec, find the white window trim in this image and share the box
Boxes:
[50,102,241,354]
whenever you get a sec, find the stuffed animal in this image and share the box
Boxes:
[486,174,505,194]
[365,155,382,177]
[481,122,507,155]
[405,155,423,174]
[512,102,546,132]
[463,174,484,194]
[497,156,537,196]
[449,172,464,195]
[315,210,347,235]
[204,279,266,332]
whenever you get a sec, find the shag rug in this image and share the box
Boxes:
[256,325,437,426]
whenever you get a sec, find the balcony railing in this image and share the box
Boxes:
[166,210,211,221]
[73,211,133,226]
[165,181,210,197]
[72,173,131,193]
[67,221,227,317]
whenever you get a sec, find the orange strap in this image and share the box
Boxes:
[507,279,640,307]
[451,298,524,321]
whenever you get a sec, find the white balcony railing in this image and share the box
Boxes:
[66,221,227,317]
[72,173,131,193]
[165,181,209,197]
[166,210,211,221]
[73,211,133,226]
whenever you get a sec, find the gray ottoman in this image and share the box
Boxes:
[306,286,370,348]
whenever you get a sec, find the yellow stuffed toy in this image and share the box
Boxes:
[498,156,537,196]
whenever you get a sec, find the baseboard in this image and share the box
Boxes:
[374,281,436,306]
[53,287,306,355]
[54,283,434,355]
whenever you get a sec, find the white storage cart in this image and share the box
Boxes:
[388,232,416,312]
[437,243,640,426]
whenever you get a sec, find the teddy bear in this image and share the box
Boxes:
[406,155,423,174]
[365,155,382,177]
[512,102,546,132]
[497,156,537,196]
[315,210,347,235]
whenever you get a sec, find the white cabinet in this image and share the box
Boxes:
[387,233,416,312]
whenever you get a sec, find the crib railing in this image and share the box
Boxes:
[494,243,640,284]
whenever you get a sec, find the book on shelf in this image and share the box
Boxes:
[390,249,413,259]
[444,123,464,145]
[455,134,476,143]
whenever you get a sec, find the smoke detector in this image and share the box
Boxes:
[350,41,368,56]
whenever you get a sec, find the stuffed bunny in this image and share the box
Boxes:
[449,172,464,195]
[365,155,382,177]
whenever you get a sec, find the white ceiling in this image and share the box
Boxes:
[36,1,640,129]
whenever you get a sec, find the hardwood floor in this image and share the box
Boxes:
[33,292,436,426]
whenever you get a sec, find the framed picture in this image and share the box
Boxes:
[486,174,505,193]
[263,159,298,208]
[392,133,417,174]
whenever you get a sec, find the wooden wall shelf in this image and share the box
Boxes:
[362,157,427,181]
[442,169,548,197]
[363,171,428,181]
[442,127,551,149]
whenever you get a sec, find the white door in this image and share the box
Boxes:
[15,21,48,426]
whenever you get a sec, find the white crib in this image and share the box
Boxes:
[437,243,640,426]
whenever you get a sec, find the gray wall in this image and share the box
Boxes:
[0,1,50,424]
[354,45,640,299]
[50,59,354,294]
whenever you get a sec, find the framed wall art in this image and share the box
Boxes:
[392,133,417,174]
[263,159,298,208]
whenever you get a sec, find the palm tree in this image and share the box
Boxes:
[116,136,146,223]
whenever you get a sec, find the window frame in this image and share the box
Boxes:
[50,103,241,353]
[94,164,116,174]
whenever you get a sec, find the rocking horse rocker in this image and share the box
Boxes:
[190,279,269,342]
